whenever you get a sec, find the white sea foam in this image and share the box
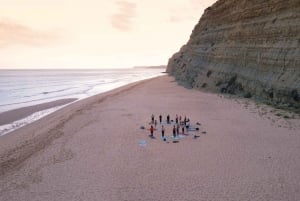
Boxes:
[0,105,64,136]
[0,68,164,135]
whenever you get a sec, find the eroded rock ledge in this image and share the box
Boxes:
[167,0,300,110]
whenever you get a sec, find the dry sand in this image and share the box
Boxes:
[0,75,300,201]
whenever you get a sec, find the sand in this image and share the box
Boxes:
[0,98,78,126]
[0,75,300,201]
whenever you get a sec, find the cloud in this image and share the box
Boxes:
[110,1,137,31]
[0,19,59,48]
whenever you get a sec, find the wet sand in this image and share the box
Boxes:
[0,75,299,201]
[0,98,77,126]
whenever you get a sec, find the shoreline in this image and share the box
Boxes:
[1,75,300,200]
[0,76,162,175]
[0,74,164,135]
[0,98,78,126]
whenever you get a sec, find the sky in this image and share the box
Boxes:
[0,0,216,69]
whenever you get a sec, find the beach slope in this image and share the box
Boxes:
[1,75,300,201]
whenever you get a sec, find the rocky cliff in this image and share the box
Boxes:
[167,0,300,109]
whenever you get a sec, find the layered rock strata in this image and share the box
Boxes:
[167,0,300,109]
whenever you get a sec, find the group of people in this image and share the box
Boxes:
[149,114,192,140]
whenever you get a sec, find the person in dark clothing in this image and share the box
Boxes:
[167,114,170,124]
[161,125,165,138]
[151,114,154,124]
[159,114,162,124]
[173,125,176,138]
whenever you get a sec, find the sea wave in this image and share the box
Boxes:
[0,68,164,134]
[0,105,65,136]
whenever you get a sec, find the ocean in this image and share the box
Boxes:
[0,68,164,136]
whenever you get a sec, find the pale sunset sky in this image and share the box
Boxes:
[0,0,216,69]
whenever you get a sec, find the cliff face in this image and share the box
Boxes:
[167,0,300,109]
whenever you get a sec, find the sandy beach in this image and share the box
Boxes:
[0,75,300,201]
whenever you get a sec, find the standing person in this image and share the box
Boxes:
[176,124,180,136]
[173,125,176,138]
[167,114,170,124]
[151,114,154,124]
[161,125,165,138]
[150,125,154,137]
[154,120,157,128]
[182,126,185,135]
[159,114,162,124]
[176,114,178,124]
[179,115,182,125]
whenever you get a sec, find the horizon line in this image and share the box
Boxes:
[0,66,167,71]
